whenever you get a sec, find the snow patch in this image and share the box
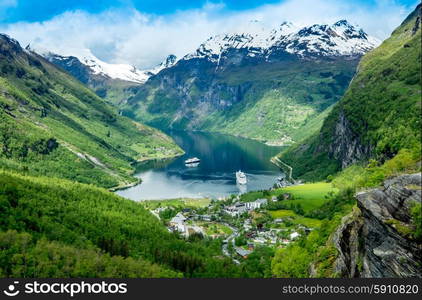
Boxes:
[184,20,380,62]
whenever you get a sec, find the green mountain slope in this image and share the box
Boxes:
[0,171,241,277]
[199,61,348,145]
[43,52,141,107]
[124,55,359,146]
[271,6,421,278]
[0,34,183,188]
[278,4,421,180]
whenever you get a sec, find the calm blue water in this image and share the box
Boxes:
[116,131,284,200]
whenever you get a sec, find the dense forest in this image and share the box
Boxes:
[0,171,245,277]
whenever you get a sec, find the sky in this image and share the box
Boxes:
[0,0,419,69]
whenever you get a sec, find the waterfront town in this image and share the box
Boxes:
[145,189,318,262]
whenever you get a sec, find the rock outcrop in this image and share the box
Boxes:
[333,173,422,277]
[328,111,372,168]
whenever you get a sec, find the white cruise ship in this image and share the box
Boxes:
[184,157,200,165]
[236,170,247,185]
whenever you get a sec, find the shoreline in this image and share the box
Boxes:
[173,129,289,148]
[109,177,141,192]
[109,152,185,192]
[110,131,286,194]
[135,150,185,163]
[270,156,294,183]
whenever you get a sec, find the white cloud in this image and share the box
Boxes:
[0,0,415,69]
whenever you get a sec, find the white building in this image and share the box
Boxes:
[290,232,300,240]
[245,198,268,210]
[224,203,247,217]
[169,213,187,233]
[235,247,252,258]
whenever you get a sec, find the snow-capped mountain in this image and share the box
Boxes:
[183,20,380,63]
[27,19,378,85]
[36,49,151,84]
[122,19,380,142]
[36,49,179,85]
[183,21,297,61]
[76,51,150,84]
[148,54,178,75]
[276,20,380,57]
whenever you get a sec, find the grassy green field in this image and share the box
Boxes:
[269,210,322,228]
[269,210,296,218]
[240,191,268,202]
[240,182,337,213]
[277,183,338,212]
[141,198,211,209]
[197,222,233,236]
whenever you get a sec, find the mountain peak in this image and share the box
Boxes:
[161,54,177,68]
[36,48,151,84]
[0,33,23,55]
[333,19,352,27]
[183,20,380,63]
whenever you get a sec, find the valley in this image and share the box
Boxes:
[0,3,421,280]
[120,20,376,145]
[116,131,284,200]
[0,34,183,189]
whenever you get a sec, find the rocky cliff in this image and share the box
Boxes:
[327,111,372,168]
[326,5,421,169]
[333,173,422,277]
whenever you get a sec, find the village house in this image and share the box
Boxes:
[252,237,266,244]
[247,242,255,250]
[168,213,204,238]
[200,214,212,222]
[224,202,247,217]
[169,212,187,233]
[281,239,291,245]
[235,247,252,259]
[224,198,268,217]
[290,232,300,240]
[243,219,252,230]
[282,193,291,200]
[245,198,268,210]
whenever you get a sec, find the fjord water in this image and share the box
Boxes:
[116,131,283,201]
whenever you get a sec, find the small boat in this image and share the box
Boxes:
[185,157,201,165]
[236,170,247,185]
